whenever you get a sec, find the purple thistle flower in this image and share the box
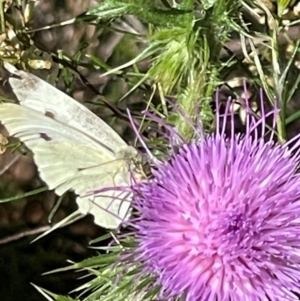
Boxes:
[128,91,300,301]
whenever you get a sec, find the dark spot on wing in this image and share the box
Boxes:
[40,133,52,141]
[45,111,55,119]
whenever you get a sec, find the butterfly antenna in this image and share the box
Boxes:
[126,108,154,161]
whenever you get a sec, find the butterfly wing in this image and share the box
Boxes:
[0,104,133,228]
[6,63,127,151]
[30,140,132,229]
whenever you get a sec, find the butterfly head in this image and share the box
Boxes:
[116,146,147,181]
[116,145,138,160]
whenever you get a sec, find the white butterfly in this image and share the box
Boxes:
[0,63,138,229]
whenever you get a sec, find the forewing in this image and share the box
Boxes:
[6,63,127,151]
[0,104,106,148]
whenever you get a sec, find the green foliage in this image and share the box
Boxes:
[0,187,48,203]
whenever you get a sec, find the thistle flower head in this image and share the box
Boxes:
[128,91,300,301]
